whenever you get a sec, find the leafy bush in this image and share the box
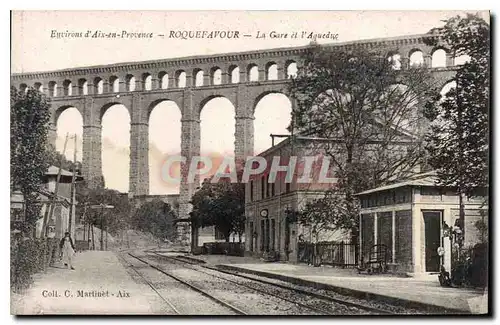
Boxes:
[191,177,245,242]
[10,237,58,293]
[469,243,488,287]
[132,199,176,241]
[450,243,488,288]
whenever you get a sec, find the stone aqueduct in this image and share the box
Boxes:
[11,33,457,225]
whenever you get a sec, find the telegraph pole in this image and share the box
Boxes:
[42,133,69,238]
[68,134,78,236]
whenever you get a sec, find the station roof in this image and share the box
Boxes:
[354,171,438,196]
[44,166,84,182]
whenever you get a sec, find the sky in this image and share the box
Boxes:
[11,10,488,194]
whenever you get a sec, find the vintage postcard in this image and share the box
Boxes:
[10,10,490,315]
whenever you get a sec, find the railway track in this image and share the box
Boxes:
[126,252,247,315]
[148,251,396,315]
[116,252,181,314]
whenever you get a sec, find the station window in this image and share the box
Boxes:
[270,219,276,250]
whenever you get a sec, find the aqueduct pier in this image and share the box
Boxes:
[11,33,457,230]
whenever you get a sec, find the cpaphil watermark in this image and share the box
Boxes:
[159,155,337,185]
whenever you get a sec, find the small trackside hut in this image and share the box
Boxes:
[355,172,487,276]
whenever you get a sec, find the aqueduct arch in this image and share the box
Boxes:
[253,92,292,154]
[199,96,236,180]
[148,100,182,195]
[12,33,458,231]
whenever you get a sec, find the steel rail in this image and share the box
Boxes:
[117,253,181,314]
[152,254,334,315]
[153,252,395,315]
[128,253,247,315]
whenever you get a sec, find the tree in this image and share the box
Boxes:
[298,189,358,241]
[11,86,51,234]
[424,14,489,241]
[288,45,437,242]
[76,184,132,236]
[133,199,176,241]
[191,177,245,243]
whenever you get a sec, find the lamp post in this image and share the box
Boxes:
[90,204,114,251]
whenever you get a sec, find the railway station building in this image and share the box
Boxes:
[244,136,350,262]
